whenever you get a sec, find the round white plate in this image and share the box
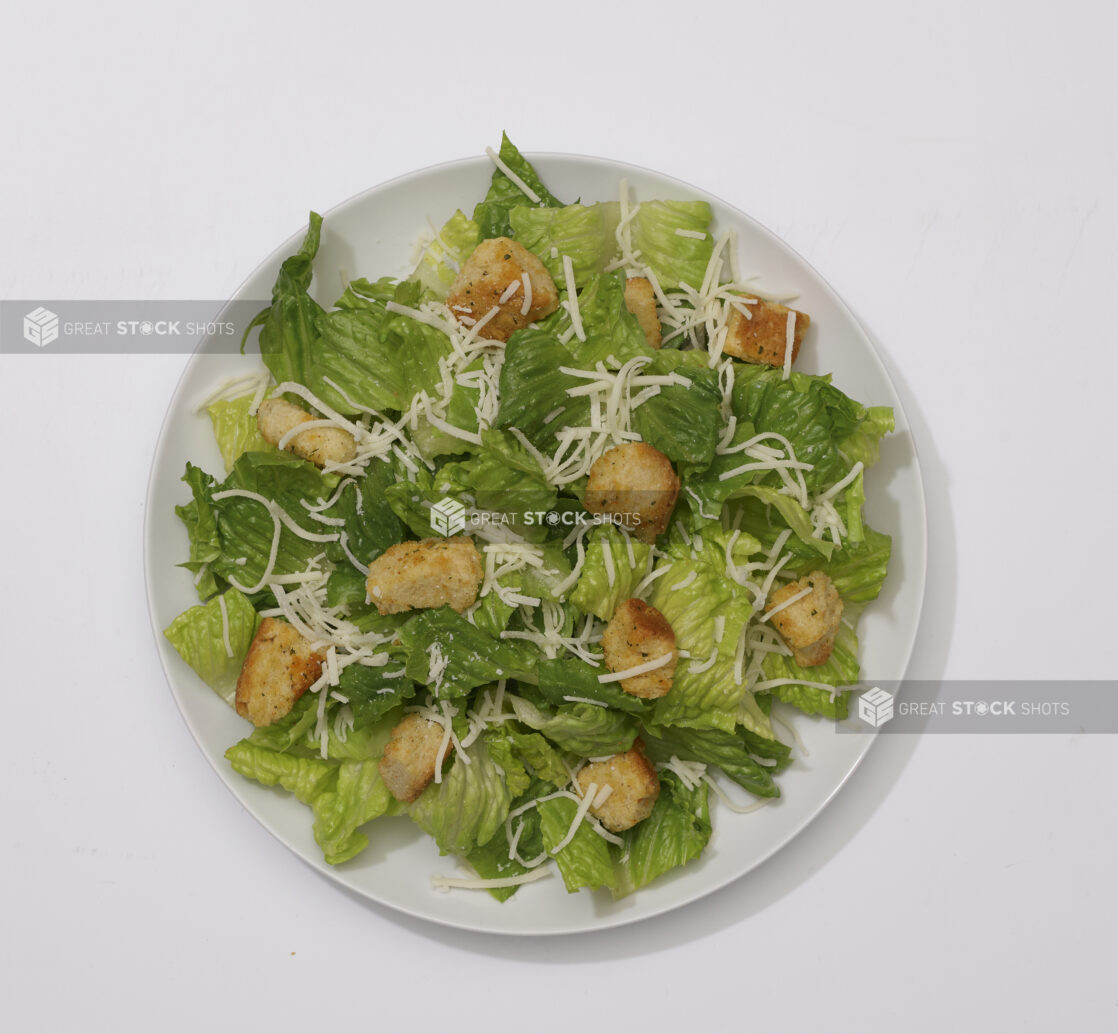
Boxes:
[145,153,927,936]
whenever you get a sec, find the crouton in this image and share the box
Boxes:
[722,297,810,368]
[234,617,325,727]
[601,598,677,698]
[624,276,662,349]
[379,713,450,803]
[584,442,680,543]
[365,536,483,615]
[257,397,357,468]
[575,742,660,832]
[445,237,559,342]
[768,571,844,667]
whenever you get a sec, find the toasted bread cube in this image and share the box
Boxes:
[257,397,357,468]
[365,536,483,615]
[234,617,325,727]
[584,442,680,543]
[379,713,450,803]
[723,297,810,368]
[768,571,844,667]
[445,237,559,342]
[602,598,677,698]
[576,742,660,832]
[624,276,662,349]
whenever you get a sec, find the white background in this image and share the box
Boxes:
[3,0,1116,1030]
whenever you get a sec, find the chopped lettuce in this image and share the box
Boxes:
[568,523,652,621]
[509,202,621,287]
[162,588,261,705]
[629,200,713,290]
[245,211,323,388]
[410,209,481,299]
[464,778,551,901]
[553,270,651,366]
[226,740,397,865]
[632,352,723,468]
[731,365,892,495]
[509,695,639,757]
[473,132,564,239]
[760,621,861,720]
[175,451,339,605]
[537,795,616,894]
[612,772,711,897]
[642,724,781,798]
[206,392,274,474]
[410,737,517,856]
[399,607,539,698]
[647,527,769,736]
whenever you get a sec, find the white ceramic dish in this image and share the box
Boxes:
[144,152,927,936]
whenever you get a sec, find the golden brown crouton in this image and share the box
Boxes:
[601,598,677,698]
[584,442,680,543]
[722,297,810,368]
[257,397,357,468]
[768,571,844,667]
[365,536,483,615]
[624,276,662,349]
[576,742,660,832]
[234,617,325,727]
[379,713,451,803]
[445,237,559,342]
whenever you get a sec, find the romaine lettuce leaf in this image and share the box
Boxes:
[225,739,397,865]
[409,737,515,855]
[162,588,261,706]
[612,772,711,897]
[473,133,564,240]
[335,666,417,730]
[568,523,651,621]
[308,297,455,419]
[225,739,337,804]
[509,696,639,756]
[759,621,860,720]
[537,795,616,893]
[409,209,481,299]
[727,485,835,558]
[311,759,395,864]
[175,463,224,599]
[535,656,650,716]
[629,200,713,290]
[463,777,551,901]
[238,694,319,753]
[495,327,592,449]
[632,352,723,467]
[206,392,275,474]
[177,451,339,606]
[647,527,771,736]
[398,607,539,698]
[437,429,557,533]
[809,524,892,603]
[731,365,892,495]
[553,270,652,366]
[509,202,621,287]
[502,730,571,787]
[246,211,324,388]
[321,459,405,578]
[641,724,780,798]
